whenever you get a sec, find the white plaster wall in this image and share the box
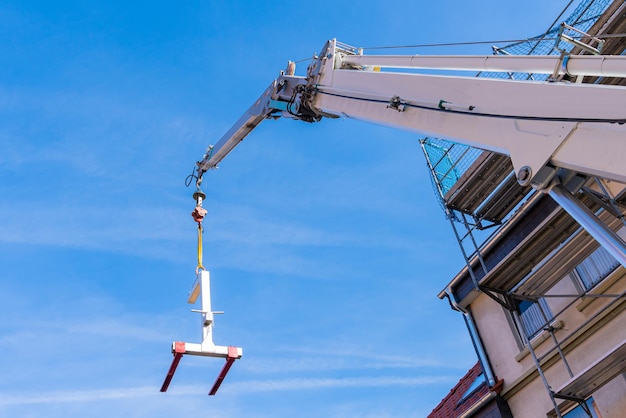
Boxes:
[506,380,555,418]
[593,374,626,418]
[470,272,625,417]
[470,294,526,385]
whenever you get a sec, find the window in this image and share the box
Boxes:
[575,246,619,291]
[459,372,485,402]
[563,397,600,418]
[517,298,553,339]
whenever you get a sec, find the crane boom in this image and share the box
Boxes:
[339,53,626,77]
[196,74,311,174]
[197,40,626,184]
[195,38,626,265]
[196,81,277,172]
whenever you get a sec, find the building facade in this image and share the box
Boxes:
[425,1,626,417]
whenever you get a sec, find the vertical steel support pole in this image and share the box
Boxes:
[548,183,626,267]
[199,270,215,345]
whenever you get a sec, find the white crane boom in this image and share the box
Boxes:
[339,53,626,77]
[195,38,626,265]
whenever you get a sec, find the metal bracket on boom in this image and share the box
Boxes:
[551,23,605,83]
[555,22,604,56]
[160,270,243,395]
[387,95,406,112]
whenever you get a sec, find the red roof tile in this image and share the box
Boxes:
[427,362,490,418]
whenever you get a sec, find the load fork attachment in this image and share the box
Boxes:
[160,270,242,395]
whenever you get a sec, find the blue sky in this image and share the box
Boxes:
[0,1,577,417]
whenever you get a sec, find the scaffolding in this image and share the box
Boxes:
[422,1,626,416]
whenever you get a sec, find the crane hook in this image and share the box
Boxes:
[192,188,208,223]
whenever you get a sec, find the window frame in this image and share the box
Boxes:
[507,297,555,350]
[517,297,553,340]
[572,246,619,293]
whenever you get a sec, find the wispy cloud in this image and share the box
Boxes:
[0,191,437,278]
[0,374,456,406]
[0,202,188,263]
[229,375,457,393]
[0,85,201,173]
[243,347,446,374]
[0,386,158,406]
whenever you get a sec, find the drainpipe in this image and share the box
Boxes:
[440,288,497,388]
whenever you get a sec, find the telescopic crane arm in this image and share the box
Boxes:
[196,38,626,265]
[195,65,316,174]
[196,81,279,172]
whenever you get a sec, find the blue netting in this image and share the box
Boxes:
[480,0,611,80]
[422,0,612,213]
[421,138,480,195]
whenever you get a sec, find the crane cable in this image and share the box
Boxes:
[191,187,208,273]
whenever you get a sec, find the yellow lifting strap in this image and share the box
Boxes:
[197,222,204,272]
[191,202,208,273]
